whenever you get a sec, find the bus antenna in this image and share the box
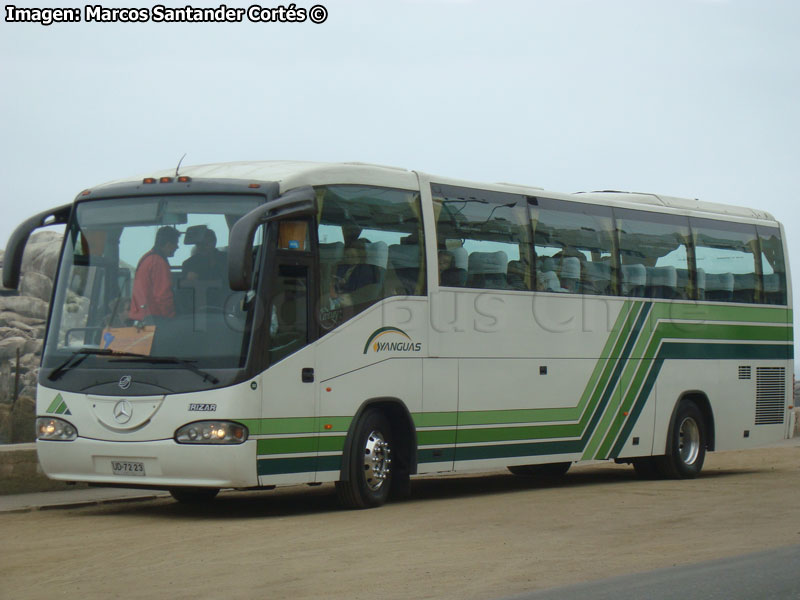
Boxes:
[175,153,187,177]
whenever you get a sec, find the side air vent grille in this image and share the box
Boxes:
[755,367,785,425]
[738,365,751,380]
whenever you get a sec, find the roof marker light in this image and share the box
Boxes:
[159,177,173,184]
[143,178,157,184]
[248,183,261,189]
[177,176,191,183]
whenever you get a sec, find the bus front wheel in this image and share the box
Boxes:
[336,409,393,509]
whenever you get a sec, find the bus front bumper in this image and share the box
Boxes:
[36,438,259,489]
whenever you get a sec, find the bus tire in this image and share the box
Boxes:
[336,409,393,509]
[507,462,571,479]
[655,400,706,479]
[169,487,220,504]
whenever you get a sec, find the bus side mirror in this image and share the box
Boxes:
[227,186,317,291]
[3,203,72,290]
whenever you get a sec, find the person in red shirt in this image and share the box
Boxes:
[129,226,180,323]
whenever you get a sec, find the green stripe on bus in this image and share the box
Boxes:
[413,412,458,428]
[256,436,346,455]
[580,302,652,459]
[417,429,457,446]
[257,454,342,476]
[456,423,579,444]
[238,416,353,436]
[662,303,790,324]
[572,300,636,419]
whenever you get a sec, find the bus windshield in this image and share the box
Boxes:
[43,194,263,372]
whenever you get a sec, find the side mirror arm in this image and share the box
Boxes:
[3,203,72,290]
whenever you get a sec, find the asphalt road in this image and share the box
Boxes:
[506,544,800,600]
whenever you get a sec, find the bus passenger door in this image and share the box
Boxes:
[258,260,319,485]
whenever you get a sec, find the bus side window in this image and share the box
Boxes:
[433,184,530,291]
[693,218,758,304]
[758,226,787,305]
[316,186,425,332]
[615,209,690,300]
[531,197,614,297]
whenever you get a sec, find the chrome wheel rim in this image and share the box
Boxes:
[363,430,391,491]
[678,417,700,465]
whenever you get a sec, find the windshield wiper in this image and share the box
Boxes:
[47,348,220,385]
[48,348,115,381]
[108,353,221,385]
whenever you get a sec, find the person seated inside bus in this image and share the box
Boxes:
[128,226,180,325]
[438,250,458,286]
[331,224,378,306]
[439,247,468,287]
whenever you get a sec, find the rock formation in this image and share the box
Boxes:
[0,231,62,443]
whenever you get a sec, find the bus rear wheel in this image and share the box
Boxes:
[655,400,706,479]
[336,409,393,509]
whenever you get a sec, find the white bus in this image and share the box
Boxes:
[4,161,793,508]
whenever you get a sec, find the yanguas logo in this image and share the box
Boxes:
[363,327,422,354]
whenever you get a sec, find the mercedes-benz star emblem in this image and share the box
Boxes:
[113,400,133,424]
[118,375,132,390]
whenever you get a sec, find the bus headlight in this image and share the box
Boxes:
[36,417,78,441]
[175,421,248,445]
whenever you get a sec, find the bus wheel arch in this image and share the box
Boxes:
[336,397,417,508]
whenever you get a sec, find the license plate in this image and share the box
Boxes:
[111,460,146,476]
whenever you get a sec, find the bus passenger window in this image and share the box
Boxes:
[531,198,614,296]
[616,209,690,300]
[692,218,758,304]
[316,185,425,332]
[433,184,531,291]
[758,226,787,305]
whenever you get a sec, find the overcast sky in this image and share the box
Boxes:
[1,0,798,362]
